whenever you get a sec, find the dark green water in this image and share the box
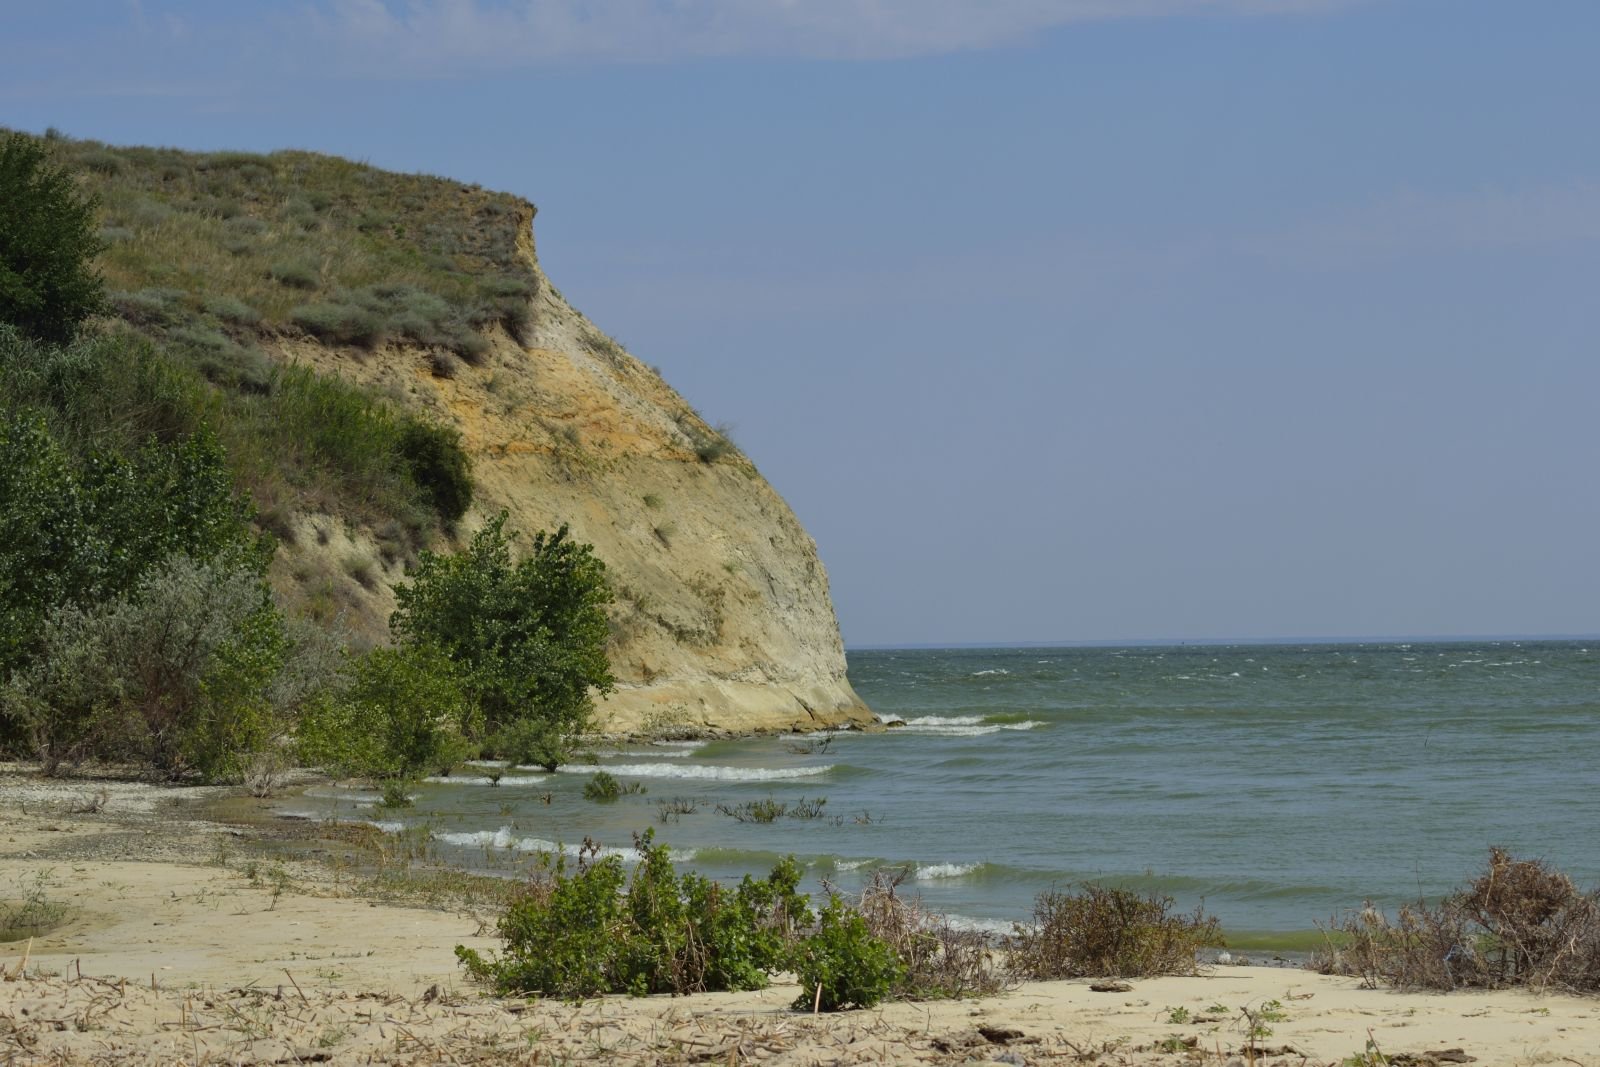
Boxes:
[282,640,1600,946]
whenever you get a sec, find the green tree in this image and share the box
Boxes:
[297,643,475,794]
[0,411,257,680]
[0,132,104,343]
[390,512,613,769]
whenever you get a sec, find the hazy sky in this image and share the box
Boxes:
[5,1,1597,646]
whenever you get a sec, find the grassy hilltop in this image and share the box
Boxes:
[35,131,554,586]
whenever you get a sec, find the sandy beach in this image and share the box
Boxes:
[3,769,1597,1066]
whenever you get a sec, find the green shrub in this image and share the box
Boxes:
[583,770,622,800]
[0,389,256,684]
[396,419,473,522]
[202,294,260,326]
[391,513,613,769]
[290,301,384,347]
[0,132,105,343]
[296,642,476,787]
[269,261,319,290]
[2,553,288,781]
[456,833,811,999]
[583,770,644,801]
[791,895,904,1011]
[1007,884,1224,980]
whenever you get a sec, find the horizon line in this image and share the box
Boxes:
[846,632,1600,652]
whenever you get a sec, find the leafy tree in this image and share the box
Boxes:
[390,512,613,768]
[0,132,104,343]
[0,411,257,680]
[296,643,475,793]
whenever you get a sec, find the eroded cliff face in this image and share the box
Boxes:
[268,203,870,735]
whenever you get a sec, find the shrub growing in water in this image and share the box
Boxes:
[391,512,612,769]
[296,642,476,793]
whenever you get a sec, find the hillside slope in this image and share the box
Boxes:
[57,135,869,735]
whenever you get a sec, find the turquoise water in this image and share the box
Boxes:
[283,640,1600,944]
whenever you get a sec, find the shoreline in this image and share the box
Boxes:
[3,768,1599,1065]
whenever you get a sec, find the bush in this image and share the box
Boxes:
[0,395,256,682]
[1006,884,1224,980]
[290,301,384,347]
[396,420,473,522]
[0,132,105,343]
[791,895,904,1011]
[1315,849,1600,993]
[583,770,622,800]
[2,553,288,781]
[456,833,811,999]
[296,643,475,788]
[583,770,644,801]
[391,512,613,769]
[851,869,1005,1001]
[269,261,319,290]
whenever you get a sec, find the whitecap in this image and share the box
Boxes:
[423,774,547,786]
[833,858,871,872]
[557,762,832,782]
[433,827,694,863]
[368,820,407,833]
[916,862,981,880]
[943,914,1014,936]
[970,669,1010,677]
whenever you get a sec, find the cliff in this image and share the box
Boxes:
[275,206,869,734]
[55,136,870,736]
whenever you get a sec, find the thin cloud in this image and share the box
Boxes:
[308,0,1377,68]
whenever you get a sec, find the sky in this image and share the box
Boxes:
[4,0,1598,646]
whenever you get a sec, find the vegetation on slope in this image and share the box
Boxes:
[0,129,608,785]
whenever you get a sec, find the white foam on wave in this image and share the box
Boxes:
[556,762,832,782]
[970,669,1010,677]
[368,820,407,834]
[423,774,547,786]
[434,827,695,863]
[944,914,1014,936]
[891,716,1045,737]
[833,858,871,872]
[466,759,508,768]
[594,749,693,759]
[916,862,982,880]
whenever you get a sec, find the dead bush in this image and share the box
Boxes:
[1007,884,1223,980]
[849,869,1006,1000]
[1313,849,1600,993]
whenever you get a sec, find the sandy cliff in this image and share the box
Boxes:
[271,202,870,735]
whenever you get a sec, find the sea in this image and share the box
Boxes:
[279,639,1600,952]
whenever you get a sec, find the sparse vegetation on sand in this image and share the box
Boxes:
[1313,847,1600,993]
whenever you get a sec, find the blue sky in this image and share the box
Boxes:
[5,1,1598,645]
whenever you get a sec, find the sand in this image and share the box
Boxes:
[2,769,1597,1065]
